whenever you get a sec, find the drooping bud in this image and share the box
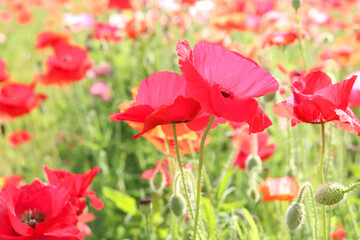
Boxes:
[170,195,186,217]
[151,171,165,193]
[139,199,152,216]
[292,0,301,11]
[246,155,262,173]
[286,202,306,232]
[314,183,346,206]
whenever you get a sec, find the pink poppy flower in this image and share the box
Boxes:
[63,13,95,33]
[43,166,104,214]
[6,130,32,147]
[93,22,122,42]
[176,40,279,133]
[77,212,95,237]
[347,71,360,108]
[331,224,346,239]
[273,71,360,135]
[110,71,210,140]
[89,81,111,101]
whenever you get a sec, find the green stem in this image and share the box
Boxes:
[319,123,326,240]
[172,123,195,220]
[343,182,360,193]
[193,115,215,240]
[298,183,318,240]
[145,216,150,240]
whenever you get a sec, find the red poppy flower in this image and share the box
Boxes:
[108,0,132,10]
[1,175,23,189]
[0,59,10,83]
[93,22,122,42]
[331,224,346,239]
[36,42,92,87]
[273,71,360,135]
[43,166,104,214]
[35,30,70,49]
[258,176,299,202]
[6,130,31,147]
[0,180,82,240]
[111,71,209,140]
[232,129,276,169]
[176,40,279,133]
[0,82,46,122]
[141,158,193,187]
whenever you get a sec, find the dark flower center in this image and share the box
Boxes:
[20,209,46,228]
[63,56,72,62]
[221,91,231,98]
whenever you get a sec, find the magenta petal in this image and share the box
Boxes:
[192,42,279,99]
[141,169,156,180]
[136,71,187,108]
[83,189,104,210]
[134,96,202,139]
[110,105,155,123]
[273,95,297,120]
[333,108,360,135]
[209,85,272,133]
[315,75,356,110]
[292,71,332,94]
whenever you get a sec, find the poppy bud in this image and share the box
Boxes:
[151,171,165,193]
[247,187,260,203]
[170,194,186,217]
[246,155,262,172]
[286,202,306,232]
[314,183,346,206]
[139,199,152,216]
[292,0,301,11]
[264,93,276,102]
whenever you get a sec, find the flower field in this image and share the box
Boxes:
[1,0,360,239]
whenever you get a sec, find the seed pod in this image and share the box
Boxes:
[286,202,306,232]
[170,195,186,217]
[314,183,346,206]
[151,171,165,193]
[246,155,262,173]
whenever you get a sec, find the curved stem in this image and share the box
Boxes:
[172,123,195,220]
[344,182,360,193]
[193,115,215,240]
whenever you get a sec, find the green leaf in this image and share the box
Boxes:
[201,197,216,238]
[241,208,259,240]
[217,168,235,203]
[103,187,137,215]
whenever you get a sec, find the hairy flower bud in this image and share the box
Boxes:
[246,155,262,172]
[247,187,260,203]
[314,183,346,206]
[139,199,152,216]
[286,202,306,232]
[170,195,186,217]
[151,171,165,193]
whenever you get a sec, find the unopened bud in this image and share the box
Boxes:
[292,0,301,11]
[314,183,346,206]
[139,199,152,216]
[170,195,186,217]
[286,202,306,232]
[151,171,165,193]
[264,93,276,102]
[246,155,262,172]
